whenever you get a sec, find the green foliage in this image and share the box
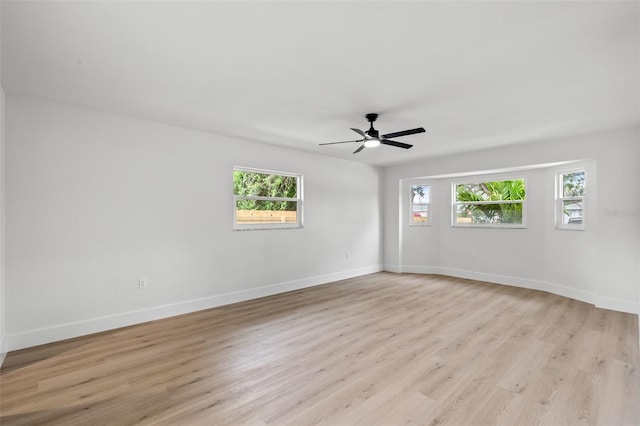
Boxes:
[562,172,585,197]
[561,172,585,222]
[234,171,298,211]
[456,179,525,224]
[411,185,429,203]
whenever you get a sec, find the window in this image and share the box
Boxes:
[453,178,526,227]
[557,170,585,230]
[410,184,431,225]
[233,167,302,230]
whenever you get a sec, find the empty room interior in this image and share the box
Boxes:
[0,1,639,425]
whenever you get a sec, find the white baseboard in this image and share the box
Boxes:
[595,295,640,315]
[383,264,441,274]
[433,266,600,305]
[8,265,383,351]
[387,265,639,315]
[0,336,7,367]
[383,264,401,273]
[393,265,439,275]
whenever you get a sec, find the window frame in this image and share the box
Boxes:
[233,166,303,231]
[409,183,431,226]
[556,169,585,231]
[451,176,527,229]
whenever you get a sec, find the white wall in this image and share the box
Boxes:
[4,95,638,352]
[384,127,640,314]
[0,1,7,364]
[5,96,382,350]
[0,89,5,364]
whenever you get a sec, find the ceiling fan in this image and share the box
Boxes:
[319,113,425,154]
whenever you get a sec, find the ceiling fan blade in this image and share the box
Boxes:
[319,139,363,146]
[381,139,413,149]
[381,127,425,139]
[351,128,367,138]
[353,144,366,154]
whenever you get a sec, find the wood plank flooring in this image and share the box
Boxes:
[1,272,639,425]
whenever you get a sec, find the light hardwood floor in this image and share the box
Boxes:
[1,272,639,425]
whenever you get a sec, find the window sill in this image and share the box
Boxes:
[452,224,527,229]
[233,224,303,231]
[555,226,585,231]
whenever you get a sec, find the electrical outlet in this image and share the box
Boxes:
[472,254,479,262]
[139,277,148,289]
[345,252,349,260]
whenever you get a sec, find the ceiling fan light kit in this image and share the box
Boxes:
[319,113,425,154]
[363,139,381,148]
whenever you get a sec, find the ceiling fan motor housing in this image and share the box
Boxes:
[365,113,379,138]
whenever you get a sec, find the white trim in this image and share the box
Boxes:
[387,266,639,315]
[556,169,586,231]
[451,176,527,229]
[233,166,303,231]
[396,265,439,275]
[235,195,298,202]
[233,165,300,178]
[409,183,431,226]
[408,160,586,180]
[595,295,640,314]
[433,266,599,305]
[0,337,7,367]
[397,180,404,271]
[7,264,383,351]
[383,264,402,274]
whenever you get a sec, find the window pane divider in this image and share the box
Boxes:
[559,196,583,201]
[234,195,299,202]
[233,167,302,231]
[455,200,524,206]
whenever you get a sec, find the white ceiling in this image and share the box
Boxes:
[2,1,638,167]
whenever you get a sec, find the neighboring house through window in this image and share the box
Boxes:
[410,184,431,226]
[557,169,585,230]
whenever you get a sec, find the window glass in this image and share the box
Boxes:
[410,184,430,225]
[453,179,526,227]
[234,168,302,230]
[557,170,585,230]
